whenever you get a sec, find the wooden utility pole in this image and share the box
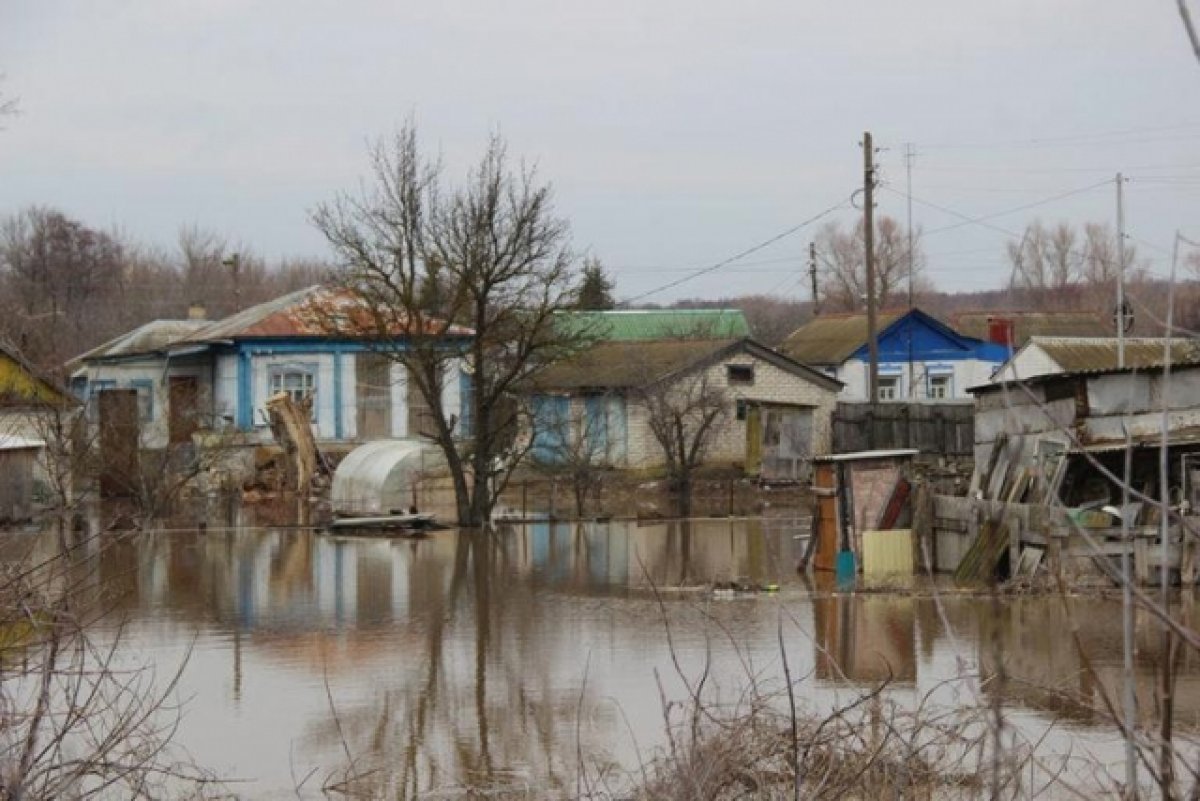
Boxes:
[1116,173,1127,368]
[905,142,916,398]
[863,132,879,405]
[809,241,820,316]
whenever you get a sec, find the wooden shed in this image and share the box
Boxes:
[0,434,45,523]
[808,449,917,575]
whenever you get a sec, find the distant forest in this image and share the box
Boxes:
[2,204,1197,377]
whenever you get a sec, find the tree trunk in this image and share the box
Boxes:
[678,472,692,518]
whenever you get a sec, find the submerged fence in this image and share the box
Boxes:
[832,401,974,456]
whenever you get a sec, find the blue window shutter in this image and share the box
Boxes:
[531,394,569,465]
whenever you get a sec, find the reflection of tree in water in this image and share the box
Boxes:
[294,530,611,798]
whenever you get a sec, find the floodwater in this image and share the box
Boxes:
[5,513,1200,798]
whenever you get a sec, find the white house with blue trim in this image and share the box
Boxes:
[780,308,1010,402]
[70,286,473,450]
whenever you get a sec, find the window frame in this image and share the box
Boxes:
[726,363,755,385]
[927,373,952,400]
[266,363,318,423]
[877,375,900,401]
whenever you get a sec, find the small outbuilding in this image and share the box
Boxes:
[0,434,45,523]
[526,337,843,481]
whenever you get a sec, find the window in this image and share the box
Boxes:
[270,368,315,403]
[877,376,899,401]
[268,366,317,421]
[928,374,952,400]
[130,380,154,421]
[727,364,755,385]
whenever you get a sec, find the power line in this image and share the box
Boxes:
[918,122,1200,151]
[881,178,1114,240]
[621,199,850,304]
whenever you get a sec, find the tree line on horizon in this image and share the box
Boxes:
[1,203,1197,377]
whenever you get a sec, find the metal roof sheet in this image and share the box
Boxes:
[556,309,751,342]
[0,434,45,451]
[814,448,919,462]
[74,320,211,363]
[182,285,473,341]
[1032,337,1200,373]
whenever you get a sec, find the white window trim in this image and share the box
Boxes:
[266,363,318,423]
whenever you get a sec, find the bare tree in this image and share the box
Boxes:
[636,370,728,518]
[313,124,591,527]
[0,75,16,127]
[0,529,223,799]
[0,208,125,371]
[814,216,925,312]
[531,396,615,519]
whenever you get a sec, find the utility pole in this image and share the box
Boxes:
[905,142,916,397]
[1115,173,1127,368]
[809,241,820,316]
[863,132,879,406]
[223,253,242,312]
[905,143,915,310]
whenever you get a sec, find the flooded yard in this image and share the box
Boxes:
[3,513,1200,798]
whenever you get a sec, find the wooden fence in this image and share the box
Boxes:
[832,401,974,456]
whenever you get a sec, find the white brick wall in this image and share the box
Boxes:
[622,349,838,470]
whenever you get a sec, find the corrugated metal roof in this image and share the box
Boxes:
[556,309,750,342]
[778,310,907,365]
[531,339,736,389]
[952,310,1108,346]
[183,285,473,341]
[1033,337,1200,373]
[0,434,45,451]
[75,320,211,363]
[814,448,918,462]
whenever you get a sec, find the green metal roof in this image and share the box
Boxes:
[557,309,751,342]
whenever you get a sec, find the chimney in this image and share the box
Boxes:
[187,303,207,321]
[987,316,1014,349]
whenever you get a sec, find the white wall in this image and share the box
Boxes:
[990,344,1061,384]
[837,357,1000,401]
[85,348,462,446]
[82,359,210,449]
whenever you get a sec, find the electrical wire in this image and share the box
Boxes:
[918,122,1200,151]
[621,199,849,304]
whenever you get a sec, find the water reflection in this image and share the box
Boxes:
[3,516,1200,796]
[813,594,918,684]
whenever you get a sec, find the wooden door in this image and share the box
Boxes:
[168,376,199,445]
[812,462,839,572]
[760,406,814,482]
[99,389,139,498]
[356,352,392,440]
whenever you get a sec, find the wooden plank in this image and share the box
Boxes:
[875,476,911,530]
[954,518,1009,585]
[812,462,839,572]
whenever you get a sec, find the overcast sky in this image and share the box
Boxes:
[1,1,1198,304]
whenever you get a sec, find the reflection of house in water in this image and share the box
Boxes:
[124,530,460,632]
[974,597,1200,725]
[525,519,804,590]
[812,594,917,685]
